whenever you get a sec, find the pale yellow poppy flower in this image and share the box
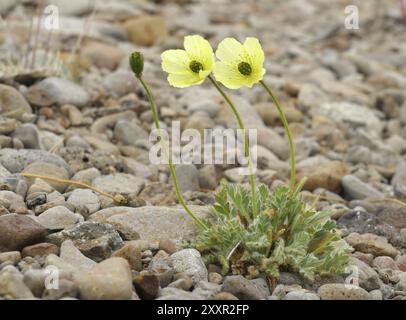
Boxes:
[161,35,214,88]
[213,37,266,89]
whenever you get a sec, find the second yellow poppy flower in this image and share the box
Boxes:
[213,37,266,89]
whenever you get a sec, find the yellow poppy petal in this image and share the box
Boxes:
[167,73,203,88]
[184,35,214,70]
[199,69,212,80]
[215,37,246,64]
[213,61,246,89]
[252,67,266,83]
[244,37,265,68]
[161,49,190,74]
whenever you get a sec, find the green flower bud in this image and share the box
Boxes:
[129,52,144,78]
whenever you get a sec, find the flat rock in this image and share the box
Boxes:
[89,206,209,242]
[92,174,145,196]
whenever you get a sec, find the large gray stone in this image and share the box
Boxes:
[36,206,82,230]
[89,206,209,242]
[27,77,90,108]
[92,174,145,196]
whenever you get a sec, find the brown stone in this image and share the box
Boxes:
[256,102,304,126]
[123,15,167,47]
[112,244,142,271]
[158,238,178,255]
[0,215,47,252]
[133,271,160,300]
[75,257,133,300]
[80,42,125,70]
[297,161,348,193]
[22,242,59,258]
[346,233,399,258]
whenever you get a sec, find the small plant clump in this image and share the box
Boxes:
[192,180,352,281]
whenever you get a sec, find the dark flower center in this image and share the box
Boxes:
[189,60,204,73]
[238,62,252,76]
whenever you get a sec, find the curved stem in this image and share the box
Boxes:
[260,80,296,192]
[138,77,207,229]
[208,75,258,217]
[20,172,127,204]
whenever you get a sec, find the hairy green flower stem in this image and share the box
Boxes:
[259,80,296,193]
[208,75,258,217]
[137,76,208,229]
